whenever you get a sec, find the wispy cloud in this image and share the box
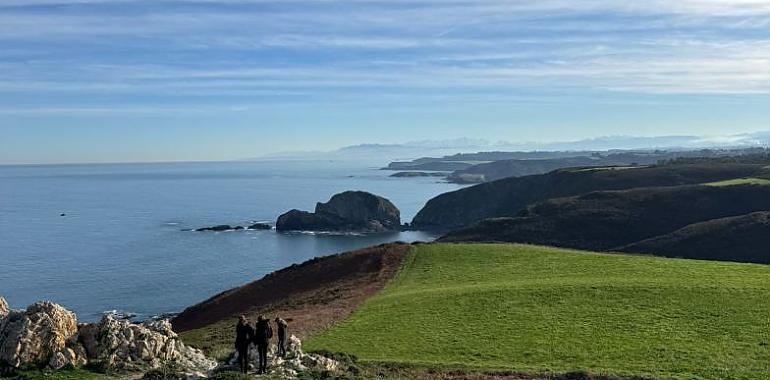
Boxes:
[1,0,770,114]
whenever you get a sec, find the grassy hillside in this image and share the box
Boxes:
[412,163,767,230]
[706,177,770,187]
[308,243,770,380]
[619,212,770,263]
[439,184,770,263]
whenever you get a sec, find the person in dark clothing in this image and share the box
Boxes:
[253,315,273,374]
[275,318,289,357]
[234,315,253,374]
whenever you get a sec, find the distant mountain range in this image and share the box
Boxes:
[252,132,770,162]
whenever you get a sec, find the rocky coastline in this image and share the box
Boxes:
[0,297,338,379]
[0,297,216,375]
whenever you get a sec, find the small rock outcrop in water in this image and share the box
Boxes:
[0,298,215,374]
[195,225,234,232]
[247,222,272,230]
[276,191,401,233]
[389,171,447,178]
[194,223,272,232]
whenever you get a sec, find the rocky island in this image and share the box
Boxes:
[276,191,401,233]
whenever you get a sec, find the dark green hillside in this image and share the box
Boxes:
[439,184,770,263]
[619,211,770,263]
[413,163,767,230]
[445,151,695,183]
[446,156,606,183]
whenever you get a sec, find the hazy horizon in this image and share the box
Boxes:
[2,1,770,164]
[2,132,770,166]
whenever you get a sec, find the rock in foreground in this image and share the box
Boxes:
[0,300,79,369]
[79,315,216,372]
[0,298,215,374]
[0,298,8,319]
[277,191,400,233]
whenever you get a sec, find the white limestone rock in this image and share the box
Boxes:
[0,301,78,369]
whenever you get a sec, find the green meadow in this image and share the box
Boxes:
[307,244,770,380]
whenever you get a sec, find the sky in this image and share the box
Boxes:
[1,0,770,164]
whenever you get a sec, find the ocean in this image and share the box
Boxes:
[0,160,463,322]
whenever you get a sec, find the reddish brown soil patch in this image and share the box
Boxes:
[172,242,411,339]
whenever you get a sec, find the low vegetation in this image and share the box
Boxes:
[1,367,121,380]
[705,177,770,187]
[440,184,770,263]
[308,243,770,380]
[619,211,770,263]
[412,163,768,230]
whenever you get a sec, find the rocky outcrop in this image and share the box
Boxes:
[78,314,216,372]
[247,223,272,230]
[195,223,272,232]
[276,191,400,233]
[227,335,338,378]
[0,301,79,369]
[389,171,447,178]
[195,225,235,232]
[0,298,8,319]
[0,299,214,374]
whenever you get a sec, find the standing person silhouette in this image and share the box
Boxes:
[234,315,253,374]
[275,317,289,357]
[254,315,273,374]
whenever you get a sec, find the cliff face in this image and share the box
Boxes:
[439,184,770,264]
[413,163,767,231]
[276,191,400,232]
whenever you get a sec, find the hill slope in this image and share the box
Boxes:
[445,151,695,183]
[438,184,770,263]
[308,243,770,380]
[172,243,410,358]
[412,163,766,230]
[618,211,770,262]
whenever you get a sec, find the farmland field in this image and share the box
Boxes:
[307,243,770,380]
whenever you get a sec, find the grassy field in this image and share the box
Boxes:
[570,166,646,172]
[307,243,770,380]
[705,177,770,187]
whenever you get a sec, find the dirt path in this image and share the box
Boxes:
[172,242,411,348]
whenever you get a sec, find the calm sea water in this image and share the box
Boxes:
[0,160,463,322]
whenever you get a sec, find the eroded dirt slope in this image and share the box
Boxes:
[172,242,411,340]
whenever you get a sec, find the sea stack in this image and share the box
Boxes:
[276,191,400,233]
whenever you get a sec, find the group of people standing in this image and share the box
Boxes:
[235,315,290,374]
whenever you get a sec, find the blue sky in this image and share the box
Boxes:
[1,0,770,164]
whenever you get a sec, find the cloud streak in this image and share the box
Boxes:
[1,0,770,114]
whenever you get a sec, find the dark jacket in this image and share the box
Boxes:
[254,319,273,346]
[235,322,254,350]
[277,319,288,341]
